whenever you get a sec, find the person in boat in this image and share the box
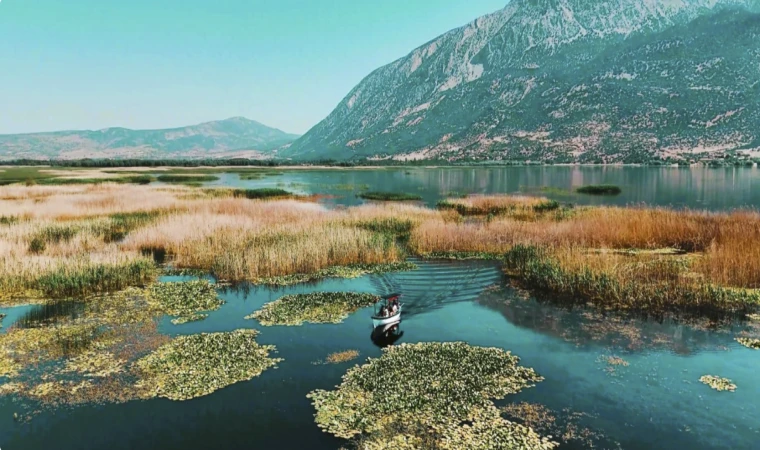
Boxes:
[390,302,398,315]
[379,305,388,317]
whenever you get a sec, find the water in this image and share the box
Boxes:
[2,259,758,449]
[202,166,760,210]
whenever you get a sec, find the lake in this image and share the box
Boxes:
[1,258,758,450]
[204,166,760,211]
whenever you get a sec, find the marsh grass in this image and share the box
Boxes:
[247,292,379,326]
[358,191,422,201]
[0,215,19,226]
[134,330,281,401]
[501,245,760,317]
[576,185,622,196]
[437,195,559,217]
[35,259,157,299]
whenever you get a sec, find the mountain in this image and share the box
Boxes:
[0,117,300,160]
[284,0,760,163]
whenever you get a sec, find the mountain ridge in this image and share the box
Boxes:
[283,0,760,163]
[0,117,300,160]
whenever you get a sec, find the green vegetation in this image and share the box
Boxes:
[736,337,760,349]
[246,292,379,326]
[253,262,417,286]
[34,259,157,299]
[134,330,281,401]
[576,185,622,196]
[356,218,414,239]
[147,280,224,325]
[100,211,164,243]
[358,191,422,201]
[0,167,156,186]
[502,245,760,316]
[0,216,19,226]
[307,342,556,449]
[231,188,294,199]
[699,375,736,392]
[156,175,219,183]
[422,251,504,260]
[28,224,81,253]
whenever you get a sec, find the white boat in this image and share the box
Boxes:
[371,293,402,328]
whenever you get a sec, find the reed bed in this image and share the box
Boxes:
[2,183,759,317]
[437,194,559,218]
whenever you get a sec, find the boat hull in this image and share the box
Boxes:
[372,306,401,328]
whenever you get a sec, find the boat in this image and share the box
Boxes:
[371,293,402,328]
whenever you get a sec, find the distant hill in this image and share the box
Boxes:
[283,0,760,163]
[0,117,300,160]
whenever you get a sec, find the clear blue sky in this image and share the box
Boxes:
[0,0,507,135]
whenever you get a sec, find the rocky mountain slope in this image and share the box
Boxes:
[0,117,299,160]
[284,0,760,163]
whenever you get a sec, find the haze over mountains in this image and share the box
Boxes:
[284,0,760,163]
[0,117,299,160]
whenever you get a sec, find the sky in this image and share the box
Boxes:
[0,0,508,135]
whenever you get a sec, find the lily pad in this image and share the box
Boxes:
[147,280,224,324]
[736,337,760,349]
[247,292,379,326]
[307,342,556,449]
[699,375,736,392]
[134,329,281,401]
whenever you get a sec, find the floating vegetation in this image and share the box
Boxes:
[596,354,630,376]
[254,262,417,286]
[605,356,630,366]
[358,191,422,202]
[313,350,361,365]
[61,350,126,378]
[576,184,622,195]
[699,375,736,392]
[248,292,379,326]
[134,330,281,401]
[502,402,621,449]
[736,337,760,349]
[307,342,556,449]
[147,280,224,325]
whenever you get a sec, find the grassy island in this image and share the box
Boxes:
[358,191,423,201]
[576,184,622,195]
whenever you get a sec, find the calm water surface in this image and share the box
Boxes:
[204,166,760,210]
[2,259,758,450]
